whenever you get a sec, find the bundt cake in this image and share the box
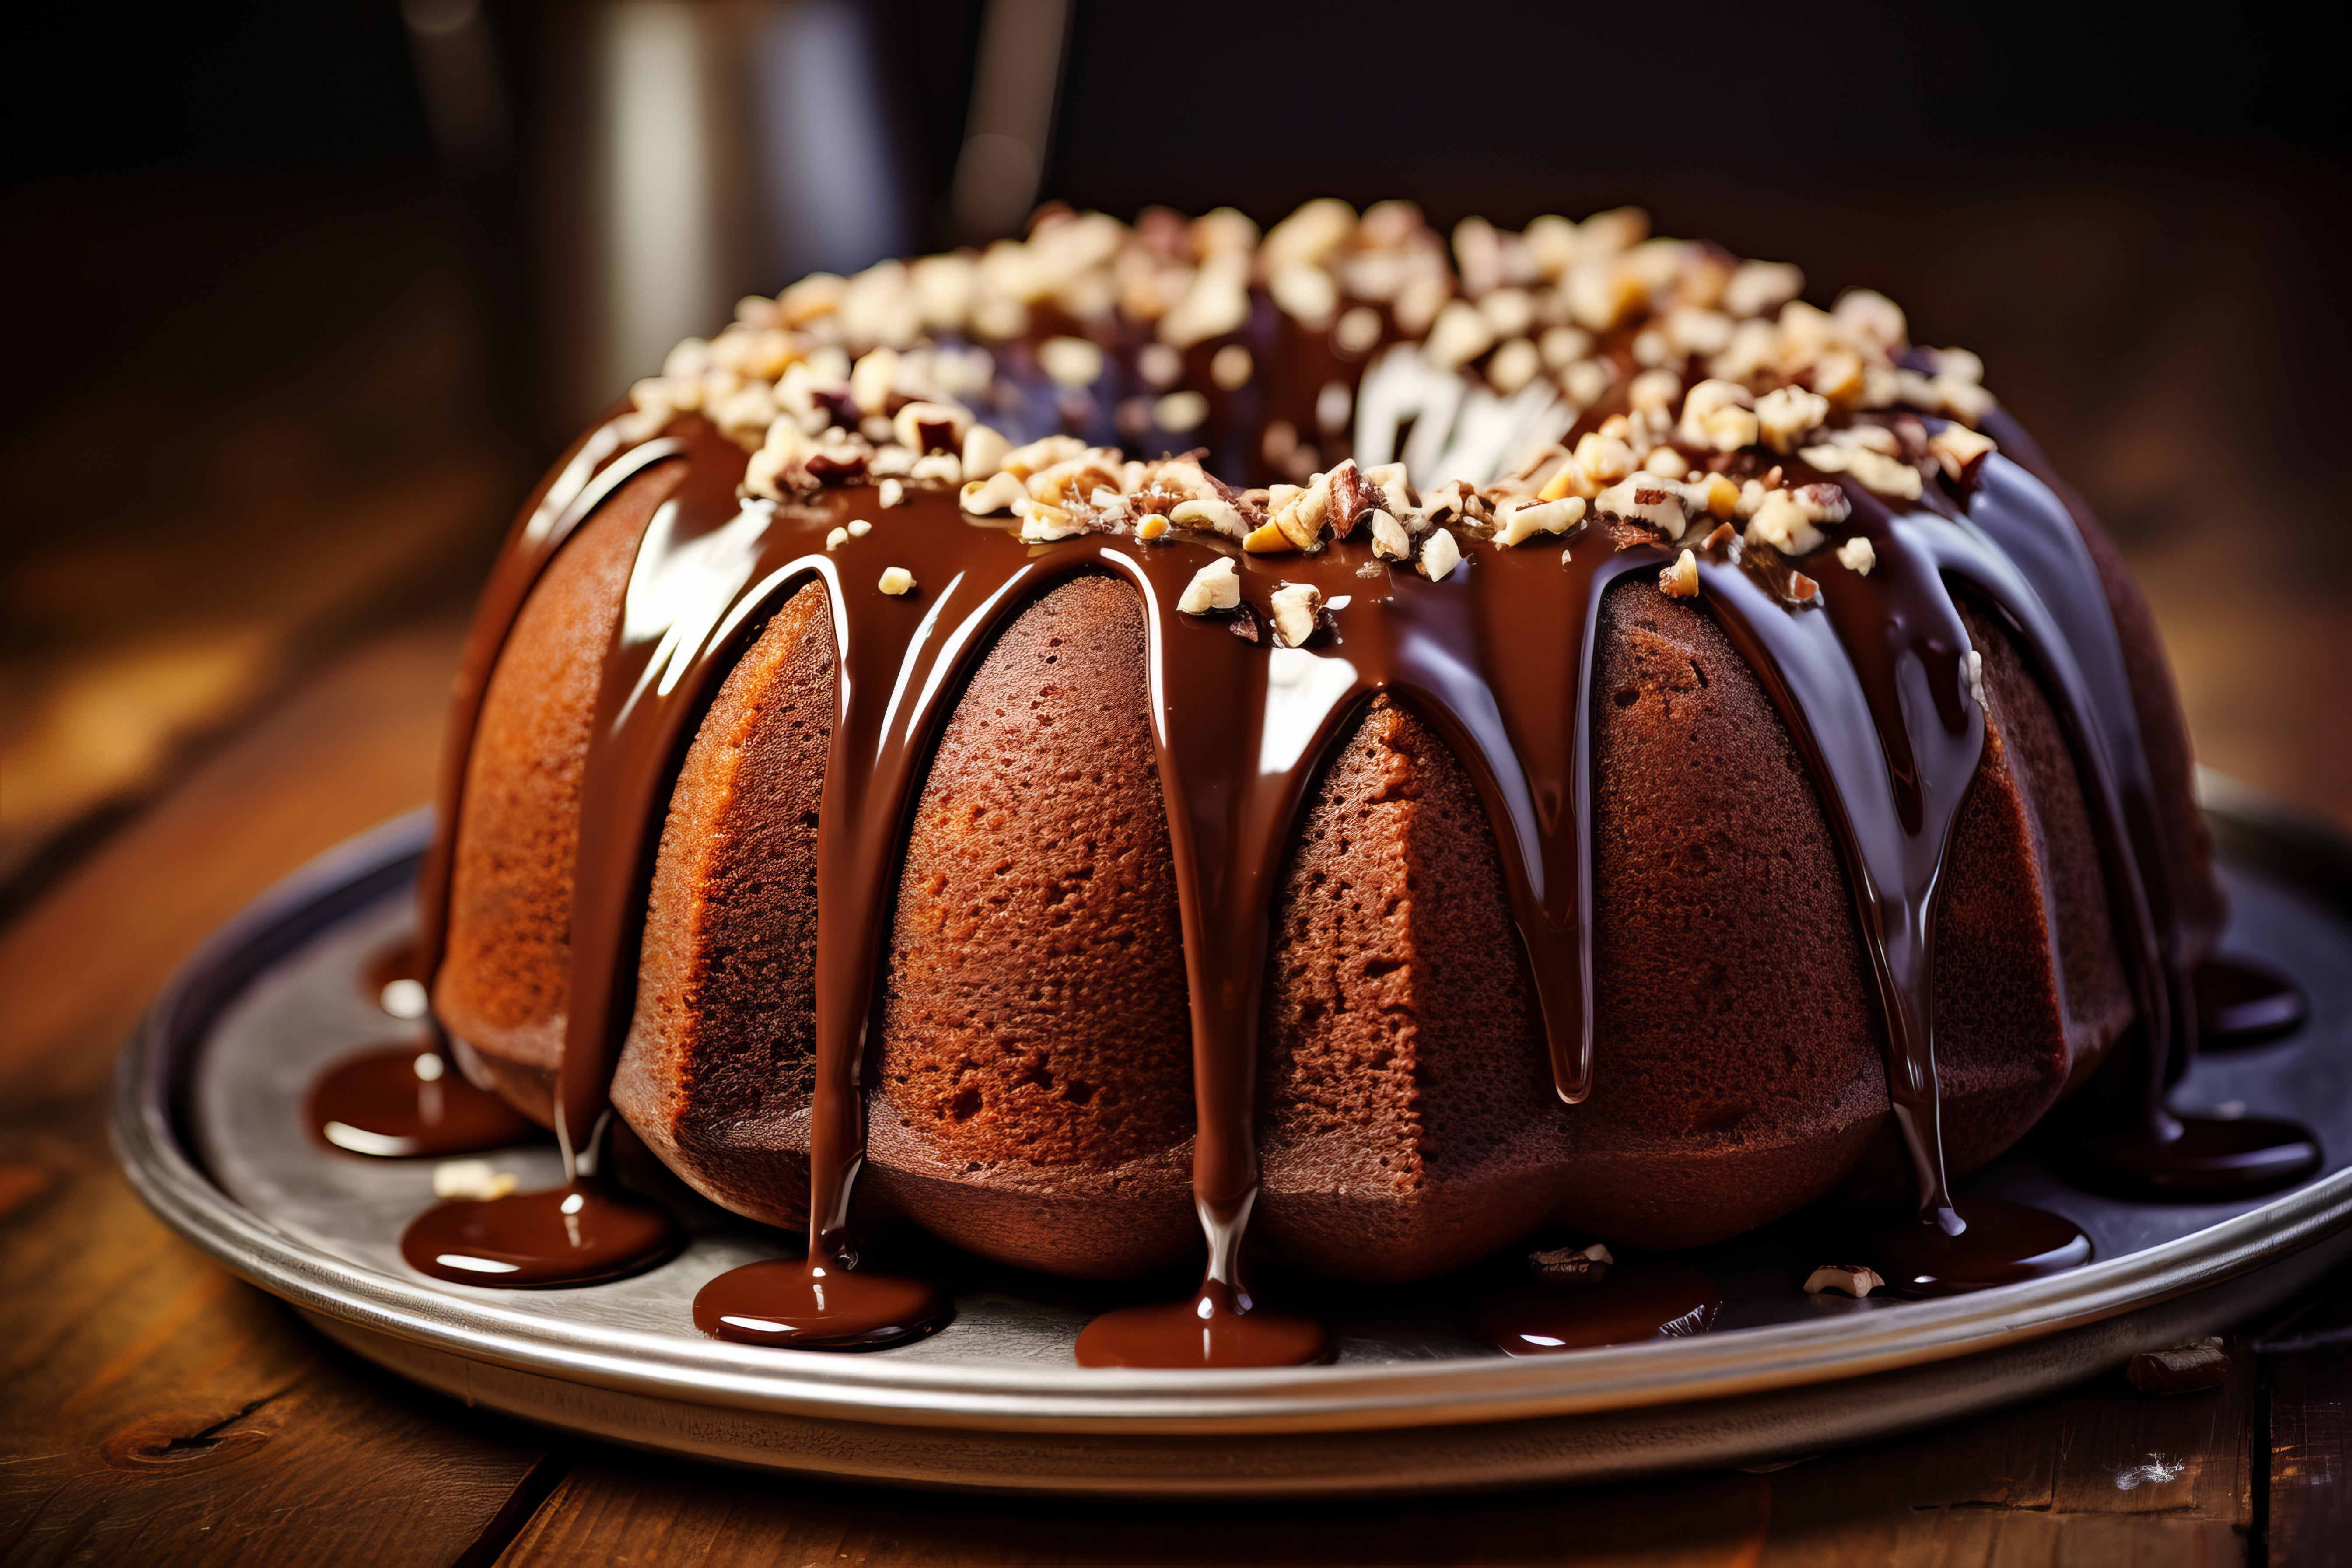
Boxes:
[376,198,2292,1359]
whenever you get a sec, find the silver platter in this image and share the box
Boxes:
[115,780,2352,1495]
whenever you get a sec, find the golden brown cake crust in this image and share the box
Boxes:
[865,575,1198,1279]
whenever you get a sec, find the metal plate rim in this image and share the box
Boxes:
[114,791,2352,1437]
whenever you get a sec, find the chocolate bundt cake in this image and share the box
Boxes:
[410,200,2229,1318]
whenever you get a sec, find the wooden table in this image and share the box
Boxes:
[0,620,2344,1567]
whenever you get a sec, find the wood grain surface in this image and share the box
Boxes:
[2,616,2344,1566]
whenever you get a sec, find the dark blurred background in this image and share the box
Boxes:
[4,0,2348,920]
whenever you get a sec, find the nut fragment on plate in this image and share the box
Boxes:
[877,566,916,596]
[1369,509,1411,560]
[1178,557,1241,615]
[433,1161,519,1201]
[877,478,906,509]
[1528,1242,1615,1282]
[1268,582,1324,648]
[1802,1263,1884,1297]
[2126,1337,2231,1395]
[1837,536,1876,575]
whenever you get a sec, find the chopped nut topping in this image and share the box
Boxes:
[1628,368,1683,414]
[1334,305,1383,355]
[1658,548,1700,598]
[1322,460,1382,539]
[847,519,872,537]
[891,400,970,455]
[1927,423,1997,480]
[1746,491,1821,556]
[961,423,1012,480]
[1178,557,1242,615]
[1572,430,1638,486]
[877,566,916,595]
[1171,495,1251,539]
[1702,472,1741,520]
[1270,262,1339,327]
[1756,386,1831,454]
[625,197,2002,654]
[1495,495,1587,547]
[1488,336,1542,395]
[1966,648,1986,709]
[1801,443,1922,500]
[849,346,899,414]
[1269,582,1324,648]
[1420,527,1463,581]
[825,526,849,550]
[1596,476,1694,541]
[1015,497,1086,541]
[1425,299,1498,371]
[1561,357,1615,409]
[1638,447,1690,480]
[959,471,1027,514]
[1803,1264,1883,1298]
[1724,259,1803,318]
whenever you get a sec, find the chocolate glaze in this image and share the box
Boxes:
[1479,1261,1722,1356]
[2081,1111,2322,1200]
[1868,1197,2092,1296]
[1969,412,2318,1191]
[399,1179,679,1286]
[306,1043,536,1158]
[394,276,2302,1341]
[363,938,428,1001]
[694,1256,949,1349]
[2195,957,2309,1046]
[1074,1278,1329,1369]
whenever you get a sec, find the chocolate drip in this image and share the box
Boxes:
[307,1044,535,1158]
[1868,1197,2092,1296]
[1479,1260,1722,1356]
[1958,434,2318,1199]
[400,1179,679,1286]
[302,424,686,1164]
[2195,958,2308,1046]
